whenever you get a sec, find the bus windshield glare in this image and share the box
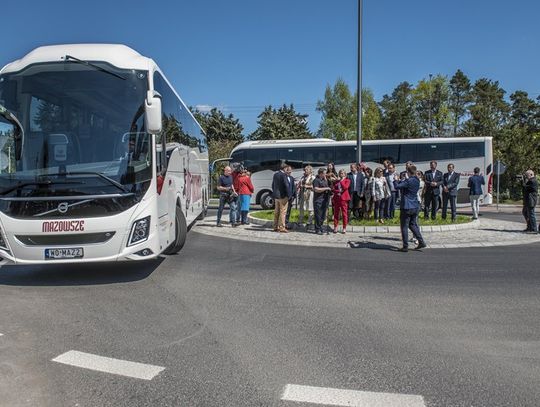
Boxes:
[0,61,151,198]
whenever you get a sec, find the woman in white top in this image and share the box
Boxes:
[416,170,425,206]
[372,167,389,223]
[363,167,374,219]
[297,165,315,226]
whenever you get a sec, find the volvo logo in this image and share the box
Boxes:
[57,202,69,214]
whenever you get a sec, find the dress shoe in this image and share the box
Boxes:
[397,247,408,252]
[415,242,427,250]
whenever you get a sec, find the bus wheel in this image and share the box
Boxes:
[260,191,274,210]
[164,206,187,255]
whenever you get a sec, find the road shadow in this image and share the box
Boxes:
[481,228,527,234]
[347,240,397,250]
[0,257,164,287]
[368,235,402,242]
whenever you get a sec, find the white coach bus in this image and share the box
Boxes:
[0,44,208,264]
[227,137,493,209]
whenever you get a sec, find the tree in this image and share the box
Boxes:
[360,89,382,140]
[508,91,539,131]
[192,108,244,144]
[413,74,450,137]
[379,82,420,139]
[316,79,381,141]
[190,107,245,194]
[448,69,471,136]
[463,78,509,138]
[249,104,312,140]
[316,78,356,140]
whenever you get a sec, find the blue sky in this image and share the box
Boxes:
[2,0,539,135]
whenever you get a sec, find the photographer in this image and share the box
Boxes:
[216,166,238,227]
[522,170,538,234]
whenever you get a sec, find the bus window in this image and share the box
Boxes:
[379,144,399,164]
[416,143,452,162]
[399,144,416,163]
[304,146,334,165]
[453,142,484,159]
[244,148,279,172]
[230,150,244,163]
[279,147,304,168]
[335,145,357,165]
[362,145,379,163]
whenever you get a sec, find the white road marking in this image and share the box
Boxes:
[281,384,426,407]
[0,333,3,336]
[52,350,165,380]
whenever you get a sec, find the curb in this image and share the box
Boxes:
[246,213,480,233]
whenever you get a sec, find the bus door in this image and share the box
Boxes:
[155,138,175,251]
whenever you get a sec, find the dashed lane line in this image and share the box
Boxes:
[52,350,165,381]
[281,384,426,407]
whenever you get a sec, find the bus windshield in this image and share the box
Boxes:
[0,61,151,198]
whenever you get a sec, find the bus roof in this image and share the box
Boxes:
[232,137,492,151]
[1,44,153,74]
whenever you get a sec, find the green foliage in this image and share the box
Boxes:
[413,75,451,137]
[379,82,420,139]
[250,209,471,226]
[249,104,312,140]
[316,79,380,140]
[192,108,244,144]
[449,69,471,136]
[463,78,509,138]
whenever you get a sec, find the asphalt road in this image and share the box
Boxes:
[0,221,539,406]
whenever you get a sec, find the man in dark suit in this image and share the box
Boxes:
[347,163,364,219]
[522,169,538,233]
[442,163,460,221]
[423,160,443,220]
[285,165,297,228]
[394,164,426,252]
[272,163,291,233]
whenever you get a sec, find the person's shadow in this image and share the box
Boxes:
[0,257,163,287]
[348,240,397,250]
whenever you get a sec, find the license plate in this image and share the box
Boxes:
[45,247,84,260]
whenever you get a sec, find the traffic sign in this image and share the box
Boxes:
[493,160,507,175]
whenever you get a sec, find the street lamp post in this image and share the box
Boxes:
[428,73,433,137]
[356,0,363,163]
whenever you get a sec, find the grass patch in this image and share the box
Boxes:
[250,209,471,226]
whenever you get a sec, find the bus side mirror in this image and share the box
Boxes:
[145,92,162,134]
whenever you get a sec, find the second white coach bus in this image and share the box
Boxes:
[0,44,208,264]
[227,137,493,209]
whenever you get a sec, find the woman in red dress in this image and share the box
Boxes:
[332,169,351,233]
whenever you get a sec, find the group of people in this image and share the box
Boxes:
[270,160,429,250]
[215,159,540,248]
[216,165,255,227]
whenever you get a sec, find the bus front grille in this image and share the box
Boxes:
[15,232,116,246]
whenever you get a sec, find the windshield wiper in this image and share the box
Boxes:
[42,171,130,193]
[0,180,84,196]
[64,55,126,80]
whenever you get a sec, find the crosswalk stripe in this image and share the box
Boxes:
[52,350,165,381]
[281,384,426,407]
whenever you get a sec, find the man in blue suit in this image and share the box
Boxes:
[394,164,427,252]
[423,160,443,220]
[442,163,460,221]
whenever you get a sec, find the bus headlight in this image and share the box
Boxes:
[128,216,151,246]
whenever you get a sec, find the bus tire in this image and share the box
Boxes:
[260,191,274,210]
[164,206,187,255]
